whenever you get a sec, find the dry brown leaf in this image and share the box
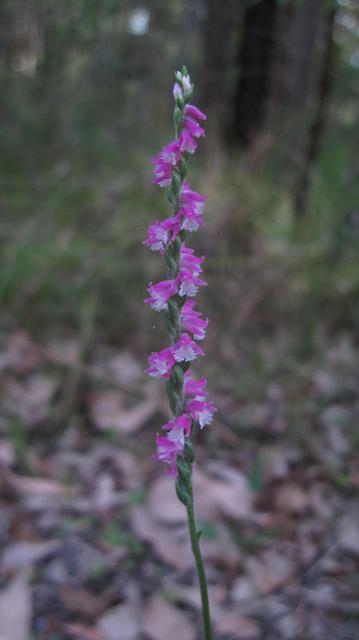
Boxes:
[113,450,144,490]
[0,573,31,640]
[1,541,60,573]
[116,399,158,434]
[142,594,195,640]
[245,549,294,595]
[97,603,141,640]
[0,331,41,374]
[147,476,187,524]
[259,446,289,483]
[166,583,259,638]
[92,472,118,512]
[201,522,243,569]
[230,576,256,604]
[213,608,260,639]
[4,374,58,426]
[275,484,309,515]
[46,339,81,366]
[107,351,143,386]
[194,468,252,521]
[165,583,227,611]
[90,392,157,434]
[130,505,191,570]
[1,470,67,498]
[65,624,106,640]
[0,441,15,468]
[60,585,109,618]
[338,512,359,557]
[309,482,336,520]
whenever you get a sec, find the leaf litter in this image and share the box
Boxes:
[0,330,358,639]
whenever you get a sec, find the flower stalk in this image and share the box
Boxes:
[144,66,215,640]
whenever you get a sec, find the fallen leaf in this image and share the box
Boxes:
[275,484,309,515]
[130,505,191,570]
[201,522,243,569]
[167,583,258,637]
[90,393,157,434]
[62,535,109,582]
[0,573,31,640]
[338,511,359,557]
[107,351,143,386]
[1,541,60,573]
[213,608,260,639]
[0,441,15,468]
[60,585,109,618]
[165,584,227,611]
[46,339,81,366]
[147,476,187,524]
[92,472,119,512]
[4,374,58,426]
[1,470,67,498]
[65,624,106,640]
[0,331,41,374]
[194,468,252,521]
[98,603,141,640]
[245,548,294,595]
[230,577,257,604]
[259,446,289,483]
[142,594,195,640]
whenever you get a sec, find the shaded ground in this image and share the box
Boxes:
[0,326,358,640]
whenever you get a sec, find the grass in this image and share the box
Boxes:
[1,71,358,351]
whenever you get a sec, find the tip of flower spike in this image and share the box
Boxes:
[175,68,193,100]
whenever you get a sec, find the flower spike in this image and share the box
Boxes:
[143,68,214,640]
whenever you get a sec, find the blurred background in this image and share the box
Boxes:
[0,1,359,639]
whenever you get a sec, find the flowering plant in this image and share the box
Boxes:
[144,66,214,640]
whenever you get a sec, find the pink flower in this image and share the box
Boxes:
[145,279,178,311]
[178,269,207,297]
[180,183,206,216]
[145,70,216,474]
[171,333,205,362]
[146,347,175,378]
[180,247,204,276]
[179,184,206,232]
[186,399,217,429]
[173,83,183,100]
[163,414,191,437]
[152,139,181,187]
[180,205,204,232]
[184,373,208,399]
[181,74,192,98]
[181,300,209,340]
[183,117,205,139]
[179,130,197,154]
[155,414,191,475]
[143,217,181,251]
[155,433,183,476]
[185,104,207,121]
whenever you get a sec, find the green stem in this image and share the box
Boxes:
[186,480,212,640]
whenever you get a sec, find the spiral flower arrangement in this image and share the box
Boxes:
[144,66,215,639]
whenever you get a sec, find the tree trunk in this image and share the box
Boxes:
[201,0,239,151]
[294,7,337,216]
[233,0,278,148]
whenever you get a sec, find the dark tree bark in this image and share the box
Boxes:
[294,7,337,216]
[200,0,239,149]
[285,0,322,110]
[233,0,278,147]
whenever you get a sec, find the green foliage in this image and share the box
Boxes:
[197,519,217,541]
[103,521,144,555]
[127,488,147,504]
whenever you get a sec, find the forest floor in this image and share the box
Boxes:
[0,323,358,640]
